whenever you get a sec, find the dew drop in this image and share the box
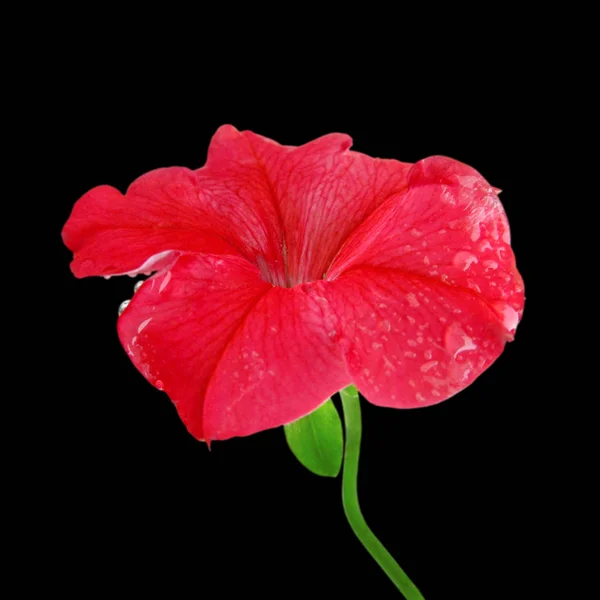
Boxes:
[103,275,112,280]
[118,300,130,316]
[420,360,439,373]
[134,280,144,293]
[444,323,477,358]
[493,302,520,334]
[383,356,396,371]
[406,293,420,307]
[155,380,164,391]
[467,279,482,293]
[138,318,153,333]
[453,252,478,271]
[159,270,172,293]
[496,247,508,261]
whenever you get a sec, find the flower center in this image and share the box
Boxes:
[256,244,325,288]
[255,242,313,288]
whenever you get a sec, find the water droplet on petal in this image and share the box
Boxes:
[496,247,508,261]
[453,252,478,271]
[155,380,164,391]
[420,360,438,373]
[159,270,172,294]
[444,323,477,358]
[483,260,498,272]
[134,280,144,293]
[103,275,112,280]
[118,300,130,316]
[137,318,153,333]
[406,293,420,307]
[493,302,520,336]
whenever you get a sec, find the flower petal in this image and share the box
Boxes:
[118,255,350,442]
[202,282,350,440]
[321,156,524,408]
[327,156,524,336]
[324,267,510,408]
[202,125,412,285]
[62,168,246,278]
[117,254,272,440]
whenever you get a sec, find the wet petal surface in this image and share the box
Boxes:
[118,255,349,441]
[324,267,510,408]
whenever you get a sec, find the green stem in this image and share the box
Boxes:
[339,385,426,599]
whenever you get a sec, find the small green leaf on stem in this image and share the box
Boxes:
[284,399,343,477]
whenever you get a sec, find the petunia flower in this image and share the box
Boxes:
[62,125,524,598]
[63,124,523,442]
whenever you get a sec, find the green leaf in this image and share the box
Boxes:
[284,399,343,477]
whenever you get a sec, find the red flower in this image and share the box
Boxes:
[62,125,524,442]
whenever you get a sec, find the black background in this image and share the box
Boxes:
[37,46,554,600]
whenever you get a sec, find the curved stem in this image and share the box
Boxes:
[340,385,426,600]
